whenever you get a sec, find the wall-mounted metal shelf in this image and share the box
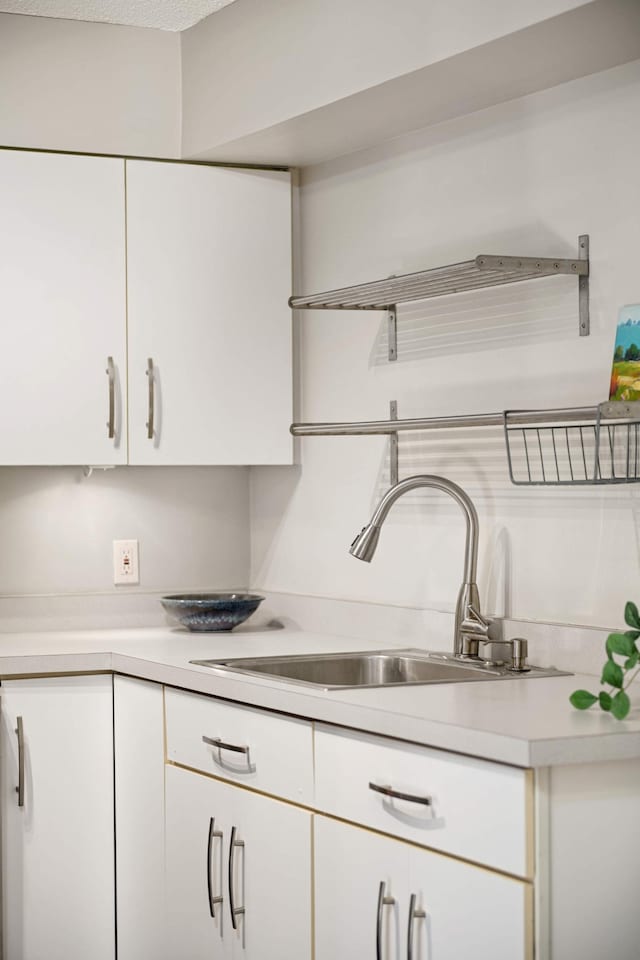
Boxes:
[291,401,640,488]
[289,234,590,357]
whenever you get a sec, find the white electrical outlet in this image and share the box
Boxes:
[113,540,139,585]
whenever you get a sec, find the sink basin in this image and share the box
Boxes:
[191,648,568,690]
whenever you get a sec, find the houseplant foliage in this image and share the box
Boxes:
[570,602,640,720]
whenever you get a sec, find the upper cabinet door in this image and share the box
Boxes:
[126,161,293,465]
[0,149,127,465]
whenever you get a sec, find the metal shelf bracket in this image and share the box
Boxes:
[387,307,397,362]
[389,401,399,485]
[578,234,589,336]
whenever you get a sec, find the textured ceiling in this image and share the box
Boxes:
[0,0,238,31]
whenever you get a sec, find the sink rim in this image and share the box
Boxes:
[189,647,570,691]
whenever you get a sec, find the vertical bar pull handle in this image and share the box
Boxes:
[145,358,154,440]
[376,880,395,960]
[106,356,115,439]
[228,826,245,930]
[207,817,223,918]
[407,893,426,960]
[15,716,24,808]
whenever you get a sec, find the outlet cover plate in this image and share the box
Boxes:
[113,539,139,585]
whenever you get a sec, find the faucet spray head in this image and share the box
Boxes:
[349,523,380,562]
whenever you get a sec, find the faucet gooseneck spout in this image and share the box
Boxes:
[349,474,490,658]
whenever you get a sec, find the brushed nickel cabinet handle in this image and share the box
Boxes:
[15,716,24,808]
[106,356,115,439]
[207,817,223,919]
[228,826,245,930]
[376,880,395,960]
[202,735,250,757]
[369,782,432,807]
[407,893,426,960]
[145,358,154,440]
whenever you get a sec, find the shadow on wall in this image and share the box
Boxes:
[250,465,302,584]
[370,273,579,365]
[372,426,640,509]
[483,525,512,620]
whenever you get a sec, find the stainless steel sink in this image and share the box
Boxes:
[190,648,568,690]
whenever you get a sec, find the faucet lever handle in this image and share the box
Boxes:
[461,604,491,637]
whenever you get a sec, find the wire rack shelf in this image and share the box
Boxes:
[289,235,590,353]
[504,402,640,486]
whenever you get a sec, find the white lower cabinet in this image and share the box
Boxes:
[165,763,312,960]
[315,815,532,960]
[114,676,166,960]
[0,675,115,960]
[5,675,635,960]
[315,814,409,960]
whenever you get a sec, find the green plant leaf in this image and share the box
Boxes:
[624,652,639,669]
[625,602,640,629]
[570,690,598,710]
[599,691,612,711]
[606,633,636,658]
[624,629,640,641]
[601,660,624,688]
[611,690,631,720]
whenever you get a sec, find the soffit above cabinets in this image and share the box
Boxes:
[186,0,640,166]
[0,0,238,31]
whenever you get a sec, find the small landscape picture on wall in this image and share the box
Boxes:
[610,304,640,401]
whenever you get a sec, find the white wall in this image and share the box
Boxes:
[181,0,587,158]
[0,13,181,157]
[250,60,640,633]
[0,467,250,597]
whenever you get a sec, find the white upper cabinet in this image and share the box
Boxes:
[126,160,293,465]
[0,149,127,465]
[0,149,292,466]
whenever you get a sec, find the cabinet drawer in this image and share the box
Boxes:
[165,688,313,804]
[314,724,532,877]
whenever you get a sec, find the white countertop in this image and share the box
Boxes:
[0,623,638,768]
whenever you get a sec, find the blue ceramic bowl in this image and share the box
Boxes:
[161,593,264,632]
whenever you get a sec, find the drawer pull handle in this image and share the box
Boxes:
[15,716,25,808]
[369,782,432,807]
[228,826,245,930]
[207,817,223,919]
[376,880,395,960]
[407,893,426,960]
[203,735,250,756]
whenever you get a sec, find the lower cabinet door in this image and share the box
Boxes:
[165,764,312,960]
[315,815,409,960]
[407,843,532,960]
[315,816,532,960]
[0,676,115,960]
[165,764,233,959]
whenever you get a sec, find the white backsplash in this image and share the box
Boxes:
[253,591,609,678]
[0,588,609,679]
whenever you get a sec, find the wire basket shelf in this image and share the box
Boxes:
[504,403,640,485]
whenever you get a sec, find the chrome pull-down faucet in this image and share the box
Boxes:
[350,474,510,663]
